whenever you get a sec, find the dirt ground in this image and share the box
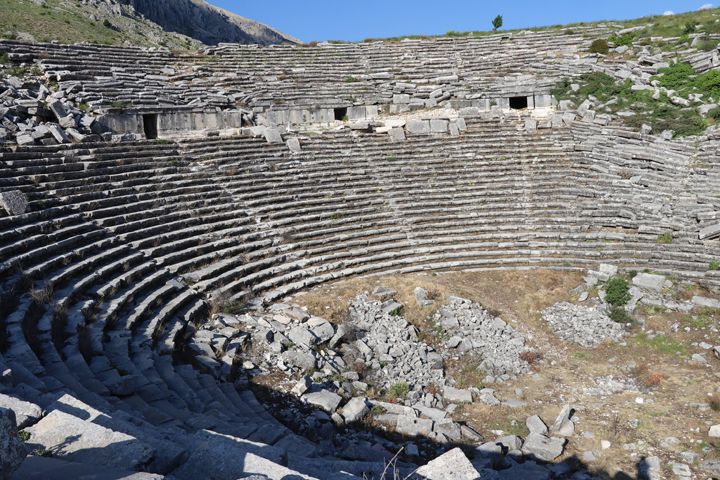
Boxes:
[292,270,720,478]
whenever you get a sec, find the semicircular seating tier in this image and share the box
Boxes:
[2,35,720,478]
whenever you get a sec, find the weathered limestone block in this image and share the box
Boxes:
[396,416,433,437]
[700,223,720,240]
[443,386,472,404]
[415,448,480,479]
[692,296,720,309]
[24,410,154,471]
[389,126,406,142]
[286,137,301,153]
[48,100,69,121]
[0,393,42,429]
[430,119,449,133]
[264,128,283,144]
[0,190,28,216]
[521,433,565,461]
[406,119,430,135]
[525,117,538,132]
[341,397,369,423]
[632,273,667,292]
[1,408,26,479]
[47,124,69,143]
[303,390,341,412]
[172,430,286,480]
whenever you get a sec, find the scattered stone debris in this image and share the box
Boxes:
[348,294,445,391]
[432,296,531,380]
[0,74,106,146]
[0,190,27,216]
[582,375,639,396]
[542,302,626,347]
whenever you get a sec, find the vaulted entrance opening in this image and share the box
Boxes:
[143,114,158,139]
[509,96,529,110]
[334,107,348,121]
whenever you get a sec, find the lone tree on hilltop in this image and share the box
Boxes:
[492,15,503,31]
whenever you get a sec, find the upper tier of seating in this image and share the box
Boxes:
[0,26,609,112]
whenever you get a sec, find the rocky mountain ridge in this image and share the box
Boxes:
[1,0,297,48]
[115,0,298,45]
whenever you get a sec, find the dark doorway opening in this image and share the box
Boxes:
[334,107,348,121]
[509,96,528,110]
[143,114,158,139]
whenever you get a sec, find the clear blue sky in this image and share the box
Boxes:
[214,1,713,42]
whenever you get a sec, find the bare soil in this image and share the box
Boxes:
[292,270,720,478]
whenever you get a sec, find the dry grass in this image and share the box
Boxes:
[291,270,720,477]
[30,284,53,305]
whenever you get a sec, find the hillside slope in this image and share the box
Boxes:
[0,0,296,48]
[118,0,298,45]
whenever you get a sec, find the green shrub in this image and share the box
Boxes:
[684,22,697,34]
[388,382,409,399]
[695,38,720,52]
[608,306,633,324]
[695,69,720,99]
[35,448,52,457]
[654,62,696,92]
[109,100,126,109]
[707,107,720,120]
[589,39,609,54]
[710,260,720,271]
[657,232,673,244]
[552,72,623,102]
[18,430,30,442]
[605,276,631,306]
[218,300,245,315]
[0,52,8,64]
[609,32,635,47]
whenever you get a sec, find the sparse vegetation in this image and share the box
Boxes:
[609,32,635,48]
[30,284,53,305]
[710,260,720,271]
[109,100,127,109]
[588,39,609,54]
[553,70,709,137]
[208,294,246,316]
[632,363,666,388]
[34,448,53,457]
[634,333,687,356]
[0,0,201,49]
[682,312,711,329]
[710,393,720,411]
[519,350,541,365]
[657,232,674,244]
[387,382,409,400]
[18,430,30,441]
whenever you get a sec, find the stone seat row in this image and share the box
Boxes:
[2,114,719,478]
